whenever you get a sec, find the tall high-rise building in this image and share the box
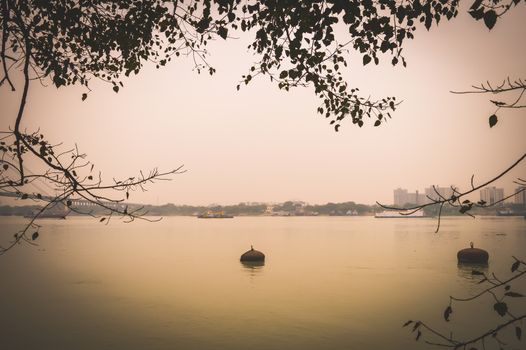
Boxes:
[480,187,504,205]
[514,186,526,205]
[424,185,455,203]
[393,188,408,206]
[393,188,427,206]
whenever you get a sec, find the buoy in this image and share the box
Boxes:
[457,242,489,264]
[240,245,265,262]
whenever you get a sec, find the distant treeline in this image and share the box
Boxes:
[0,205,42,216]
[141,203,268,216]
[1,201,523,217]
[139,201,374,216]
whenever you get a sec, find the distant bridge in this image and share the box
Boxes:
[0,167,141,213]
[0,191,131,210]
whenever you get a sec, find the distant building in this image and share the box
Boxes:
[393,188,426,206]
[424,185,455,203]
[514,186,526,205]
[393,188,408,206]
[480,186,504,205]
[264,205,275,215]
[394,185,457,206]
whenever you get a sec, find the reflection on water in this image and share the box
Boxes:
[0,216,524,350]
[456,263,489,283]
[240,261,265,279]
[241,260,265,269]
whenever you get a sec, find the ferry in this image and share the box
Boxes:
[374,209,427,218]
[197,210,234,219]
[496,209,525,217]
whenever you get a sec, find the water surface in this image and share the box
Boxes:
[0,216,524,350]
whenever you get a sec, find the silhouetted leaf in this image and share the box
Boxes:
[113,85,119,93]
[81,93,87,101]
[490,100,506,106]
[459,205,470,214]
[66,200,72,207]
[21,193,28,200]
[493,302,508,317]
[217,26,228,39]
[88,175,93,180]
[363,54,371,66]
[32,232,39,240]
[483,10,497,30]
[100,217,106,222]
[2,164,8,170]
[504,291,524,298]
[412,321,421,332]
[425,15,432,30]
[402,320,413,327]
[489,114,498,128]
[415,330,421,341]
[374,120,381,127]
[443,306,452,321]
[470,0,483,10]
[511,260,520,272]
[516,326,522,341]
[468,8,484,20]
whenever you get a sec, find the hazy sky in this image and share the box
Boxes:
[1,4,525,206]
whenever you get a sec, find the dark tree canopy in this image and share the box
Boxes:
[4,0,521,130]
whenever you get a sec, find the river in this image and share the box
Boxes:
[0,216,524,350]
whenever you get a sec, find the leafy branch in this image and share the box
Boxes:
[378,152,526,232]
[404,257,526,349]
[451,77,526,128]
[0,128,185,255]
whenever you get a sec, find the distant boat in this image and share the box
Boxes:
[374,209,427,218]
[496,209,525,217]
[197,210,234,219]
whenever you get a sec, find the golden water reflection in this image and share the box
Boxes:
[0,216,524,350]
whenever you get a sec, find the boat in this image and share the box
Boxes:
[496,209,525,217]
[197,210,234,219]
[374,209,427,218]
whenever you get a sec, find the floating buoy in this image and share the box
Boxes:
[240,245,265,262]
[457,242,489,264]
